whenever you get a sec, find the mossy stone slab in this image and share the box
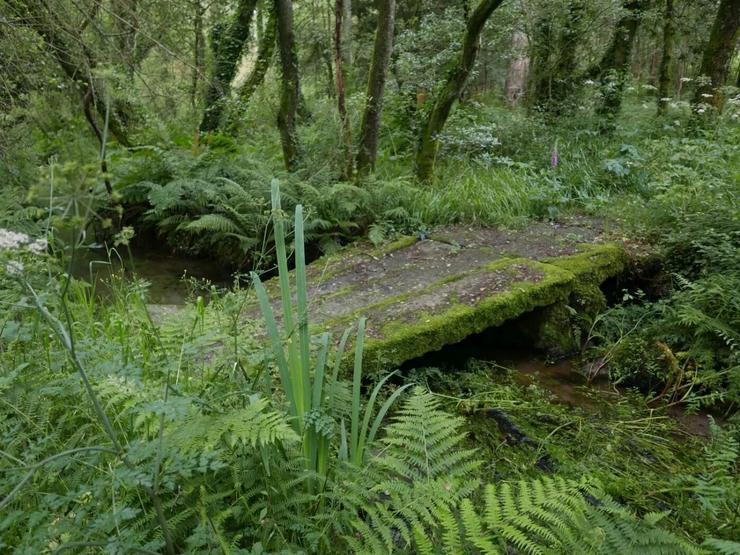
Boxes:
[245,219,629,372]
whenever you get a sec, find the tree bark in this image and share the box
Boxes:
[528,1,584,114]
[656,0,674,115]
[335,0,353,179]
[415,0,505,182]
[692,0,740,110]
[342,0,353,68]
[275,0,301,171]
[596,0,649,125]
[505,29,529,106]
[355,0,396,176]
[191,0,206,108]
[238,1,277,109]
[200,0,259,133]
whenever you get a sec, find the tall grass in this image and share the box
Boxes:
[251,181,410,478]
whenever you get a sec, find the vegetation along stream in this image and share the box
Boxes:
[2,0,739,552]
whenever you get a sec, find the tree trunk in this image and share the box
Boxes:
[342,0,353,68]
[656,0,674,115]
[551,0,584,113]
[415,0,505,182]
[528,1,584,114]
[238,1,277,109]
[275,0,301,171]
[505,30,530,106]
[692,0,740,110]
[335,0,353,179]
[596,0,649,125]
[355,0,396,176]
[200,0,259,133]
[191,0,206,108]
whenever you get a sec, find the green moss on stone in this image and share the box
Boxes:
[546,243,629,284]
[361,260,575,375]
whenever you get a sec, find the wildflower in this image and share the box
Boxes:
[584,79,596,86]
[0,228,30,250]
[551,147,559,168]
[660,97,671,102]
[697,108,706,114]
[28,238,48,254]
[680,77,693,83]
[701,93,713,98]
[6,260,24,276]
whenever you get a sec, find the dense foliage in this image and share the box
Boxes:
[1,0,739,552]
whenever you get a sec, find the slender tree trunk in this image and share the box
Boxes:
[692,0,740,110]
[238,1,277,108]
[200,0,259,133]
[275,0,301,171]
[528,14,553,111]
[596,0,649,125]
[656,0,674,115]
[505,29,529,106]
[415,0,505,182]
[355,0,396,176]
[342,0,353,68]
[191,0,205,108]
[335,0,353,179]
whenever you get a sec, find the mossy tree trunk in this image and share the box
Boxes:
[527,1,584,115]
[692,0,740,110]
[191,0,206,108]
[238,1,277,109]
[414,0,505,183]
[595,0,649,127]
[549,0,584,114]
[335,0,354,179]
[276,0,302,171]
[355,0,396,176]
[656,0,674,115]
[200,0,259,133]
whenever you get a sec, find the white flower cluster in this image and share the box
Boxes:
[0,228,47,254]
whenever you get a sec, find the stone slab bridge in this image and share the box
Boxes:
[246,218,630,372]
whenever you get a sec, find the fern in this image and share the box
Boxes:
[340,388,481,552]
[410,476,700,555]
[168,398,298,452]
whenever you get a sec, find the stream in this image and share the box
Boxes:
[70,247,232,304]
[72,248,713,438]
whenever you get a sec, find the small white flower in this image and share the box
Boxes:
[6,260,24,276]
[680,77,693,83]
[28,238,48,254]
[697,108,706,114]
[584,79,596,86]
[660,97,671,102]
[0,229,30,251]
[701,93,713,98]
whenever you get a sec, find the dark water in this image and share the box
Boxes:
[70,247,232,304]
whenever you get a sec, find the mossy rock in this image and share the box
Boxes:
[236,220,631,374]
